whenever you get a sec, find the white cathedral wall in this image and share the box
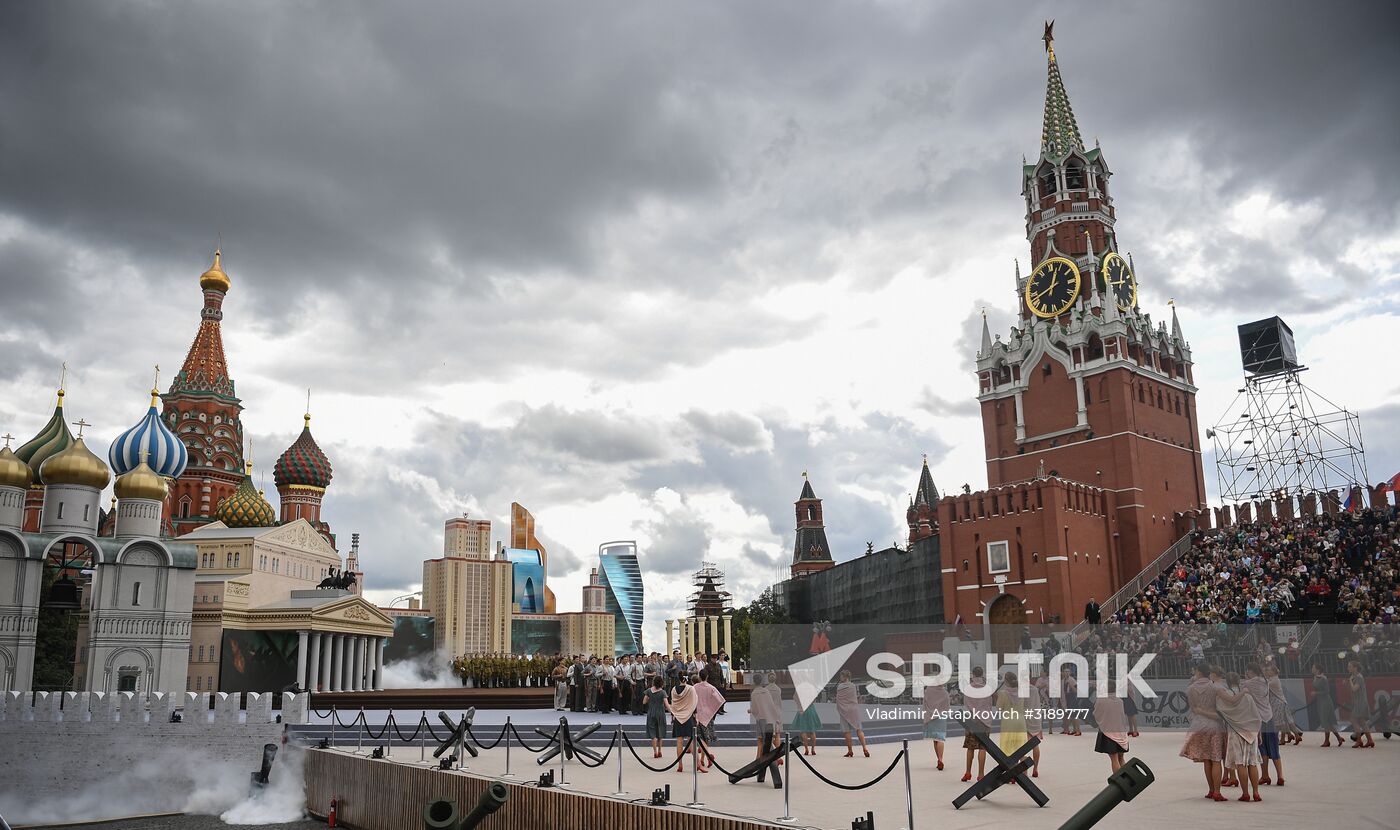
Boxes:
[0,539,41,692]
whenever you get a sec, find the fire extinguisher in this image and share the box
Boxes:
[328,798,338,828]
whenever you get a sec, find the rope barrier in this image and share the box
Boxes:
[791,747,907,791]
[573,729,619,768]
[390,716,428,743]
[621,733,693,772]
[510,721,563,753]
[466,722,509,750]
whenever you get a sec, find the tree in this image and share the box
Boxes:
[729,587,791,664]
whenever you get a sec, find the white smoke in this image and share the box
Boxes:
[218,745,307,825]
[0,743,304,825]
[381,651,460,688]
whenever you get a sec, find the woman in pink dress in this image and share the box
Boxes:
[1217,672,1263,802]
[1179,662,1228,802]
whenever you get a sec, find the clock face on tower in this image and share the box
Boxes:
[1101,251,1136,311]
[1024,257,1082,319]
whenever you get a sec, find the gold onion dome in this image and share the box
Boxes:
[214,464,277,528]
[114,460,167,501]
[39,438,111,490]
[0,447,33,490]
[200,249,230,293]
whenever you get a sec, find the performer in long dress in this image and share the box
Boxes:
[1264,662,1302,749]
[1311,662,1344,747]
[1218,671,1263,802]
[997,672,1028,755]
[1093,691,1130,774]
[1243,663,1280,786]
[835,670,870,757]
[1024,673,1045,777]
[922,680,950,771]
[789,687,822,756]
[1179,662,1228,802]
[961,665,992,782]
[693,667,727,773]
[1347,660,1375,748]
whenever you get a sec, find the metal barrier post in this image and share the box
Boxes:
[420,714,428,763]
[384,714,393,757]
[457,716,466,770]
[502,717,515,778]
[687,734,704,808]
[356,708,363,753]
[329,705,336,747]
[902,739,914,830]
[612,726,626,797]
[777,738,795,823]
[557,731,568,788]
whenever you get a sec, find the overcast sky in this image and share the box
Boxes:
[3,1,1398,651]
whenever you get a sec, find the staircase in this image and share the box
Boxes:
[1070,532,1194,638]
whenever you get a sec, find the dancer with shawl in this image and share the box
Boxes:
[922,680,950,770]
[1024,672,1046,777]
[1217,671,1263,802]
[1242,663,1281,786]
[1347,660,1375,748]
[1179,662,1228,802]
[835,670,870,757]
[665,674,698,773]
[1264,663,1303,748]
[997,672,1028,755]
[693,667,727,773]
[1093,686,1130,774]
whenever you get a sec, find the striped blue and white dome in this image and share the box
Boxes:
[110,392,188,479]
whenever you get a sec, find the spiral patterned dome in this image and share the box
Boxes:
[40,438,111,490]
[110,390,188,479]
[273,415,333,490]
[115,460,168,502]
[15,391,74,483]
[214,464,277,528]
[0,447,32,490]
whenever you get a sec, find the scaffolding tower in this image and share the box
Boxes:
[1210,368,1368,504]
[688,561,732,618]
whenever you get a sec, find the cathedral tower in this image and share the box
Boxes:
[162,251,245,534]
[906,456,939,544]
[974,24,1208,577]
[274,409,335,547]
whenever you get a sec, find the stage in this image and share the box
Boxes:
[298,715,1400,830]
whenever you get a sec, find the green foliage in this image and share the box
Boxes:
[730,587,790,663]
[33,568,79,691]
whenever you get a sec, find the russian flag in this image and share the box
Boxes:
[1343,489,1356,512]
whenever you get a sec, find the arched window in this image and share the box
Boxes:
[1065,159,1086,190]
[1038,163,1056,200]
[1086,334,1104,361]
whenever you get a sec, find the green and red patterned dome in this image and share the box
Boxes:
[215,464,277,528]
[274,414,333,490]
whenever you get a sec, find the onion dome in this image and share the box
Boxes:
[274,414,333,490]
[0,446,33,489]
[200,249,230,293]
[110,389,188,479]
[214,463,277,528]
[40,438,111,490]
[115,460,167,501]
[15,390,75,483]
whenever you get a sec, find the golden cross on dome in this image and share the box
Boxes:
[72,418,90,439]
[2,433,14,449]
[801,469,808,479]
[305,387,312,426]
[59,361,68,394]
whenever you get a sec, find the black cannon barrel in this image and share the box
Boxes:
[460,783,509,830]
[423,799,458,830]
[1056,757,1154,830]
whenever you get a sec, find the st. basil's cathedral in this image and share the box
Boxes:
[1,251,389,696]
[8,250,340,550]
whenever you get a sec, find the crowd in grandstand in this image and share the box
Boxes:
[1113,506,1398,627]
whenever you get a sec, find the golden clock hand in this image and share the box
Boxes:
[1032,277,1060,302]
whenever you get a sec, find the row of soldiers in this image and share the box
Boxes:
[450,652,560,687]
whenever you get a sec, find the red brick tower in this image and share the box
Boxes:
[975,24,1207,578]
[162,250,246,535]
[790,474,835,578]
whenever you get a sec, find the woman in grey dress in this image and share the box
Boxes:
[1311,662,1343,747]
[1347,660,1375,748]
